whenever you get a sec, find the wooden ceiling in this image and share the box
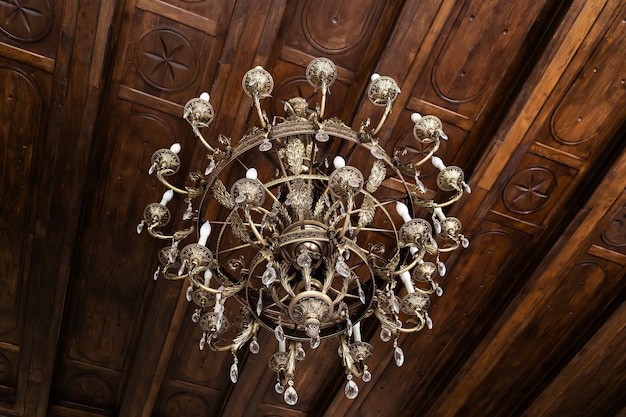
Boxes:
[1,0,625,416]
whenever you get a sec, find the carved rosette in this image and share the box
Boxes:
[437,166,464,191]
[401,292,430,315]
[0,0,53,42]
[231,178,266,206]
[329,166,364,198]
[143,203,171,227]
[151,148,181,175]
[289,292,333,328]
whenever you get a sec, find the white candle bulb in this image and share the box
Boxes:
[431,156,446,171]
[170,143,181,154]
[214,292,222,313]
[370,73,380,81]
[279,339,286,352]
[200,92,210,102]
[411,112,422,123]
[203,269,212,286]
[333,156,346,169]
[434,207,446,221]
[409,246,418,255]
[353,322,362,342]
[400,271,415,294]
[198,221,212,246]
[246,168,258,179]
[395,202,412,223]
[160,189,174,206]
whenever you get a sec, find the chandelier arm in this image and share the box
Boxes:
[410,140,441,169]
[319,84,328,119]
[434,241,461,253]
[269,286,291,312]
[432,188,464,208]
[390,247,427,277]
[191,125,216,153]
[243,209,268,247]
[370,103,392,137]
[146,225,175,240]
[252,95,268,130]
[155,171,189,195]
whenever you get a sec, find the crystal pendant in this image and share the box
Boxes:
[344,375,359,399]
[259,139,272,151]
[199,333,207,351]
[136,221,144,234]
[185,285,193,302]
[274,323,285,342]
[356,279,366,304]
[191,311,200,323]
[205,159,215,175]
[230,359,239,383]
[235,194,246,204]
[430,236,439,249]
[461,236,470,248]
[433,217,442,234]
[295,343,306,361]
[439,129,448,140]
[362,367,372,382]
[415,177,426,194]
[338,346,343,357]
[310,333,321,349]
[262,263,277,286]
[315,130,329,142]
[426,314,433,329]
[284,382,298,405]
[437,261,446,277]
[335,256,351,278]
[249,337,260,354]
[380,327,392,342]
[463,182,472,193]
[256,293,263,316]
[153,267,160,281]
[436,285,444,296]
[178,261,187,276]
[394,345,405,367]
[148,163,157,175]
[183,202,193,220]
[274,382,285,394]
[296,250,312,268]
[168,247,177,263]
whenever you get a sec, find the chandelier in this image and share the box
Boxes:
[137,57,470,405]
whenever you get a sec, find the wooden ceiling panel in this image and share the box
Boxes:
[0,0,625,416]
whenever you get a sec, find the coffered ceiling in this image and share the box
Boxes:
[0,1,625,416]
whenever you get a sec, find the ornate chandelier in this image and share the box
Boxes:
[137,57,470,405]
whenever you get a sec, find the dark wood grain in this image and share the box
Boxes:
[0,0,624,416]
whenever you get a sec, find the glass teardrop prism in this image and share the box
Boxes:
[199,334,206,351]
[148,163,156,175]
[295,344,306,361]
[274,323,285,342]
[136,221,144,234]
[362,369,372,382]
[394,346,405,367]
[284,385,298,406]
[335,256,351,278]
[256,295,263,316]
[229,361,239,383]
[380,327,392,342]
[315,131,329,142]
[262,265,277,286]
[249,338,260,354]
[259,139,272,151]
[310,334,321,349]
[437,261,447,277]
[153,267,160,281]
[185,285,193,302]
[274,382,285,394]
[436,285,444,296]
[345,379,359,399]
[461,236,470,248]
[191,311,200,322]
[426,316,433,329]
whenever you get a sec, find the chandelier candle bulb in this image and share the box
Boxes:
[400,271,415,294]
[431,156,446,171]
[198,221,212,246]
[160,189,174,206]
[353,322,362,342]
[433,207,446,221]
[333,156,346,169]
[141,57,470,406]
[169,143,181,154]
[395,202,412,223]
[246,168,258,179]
